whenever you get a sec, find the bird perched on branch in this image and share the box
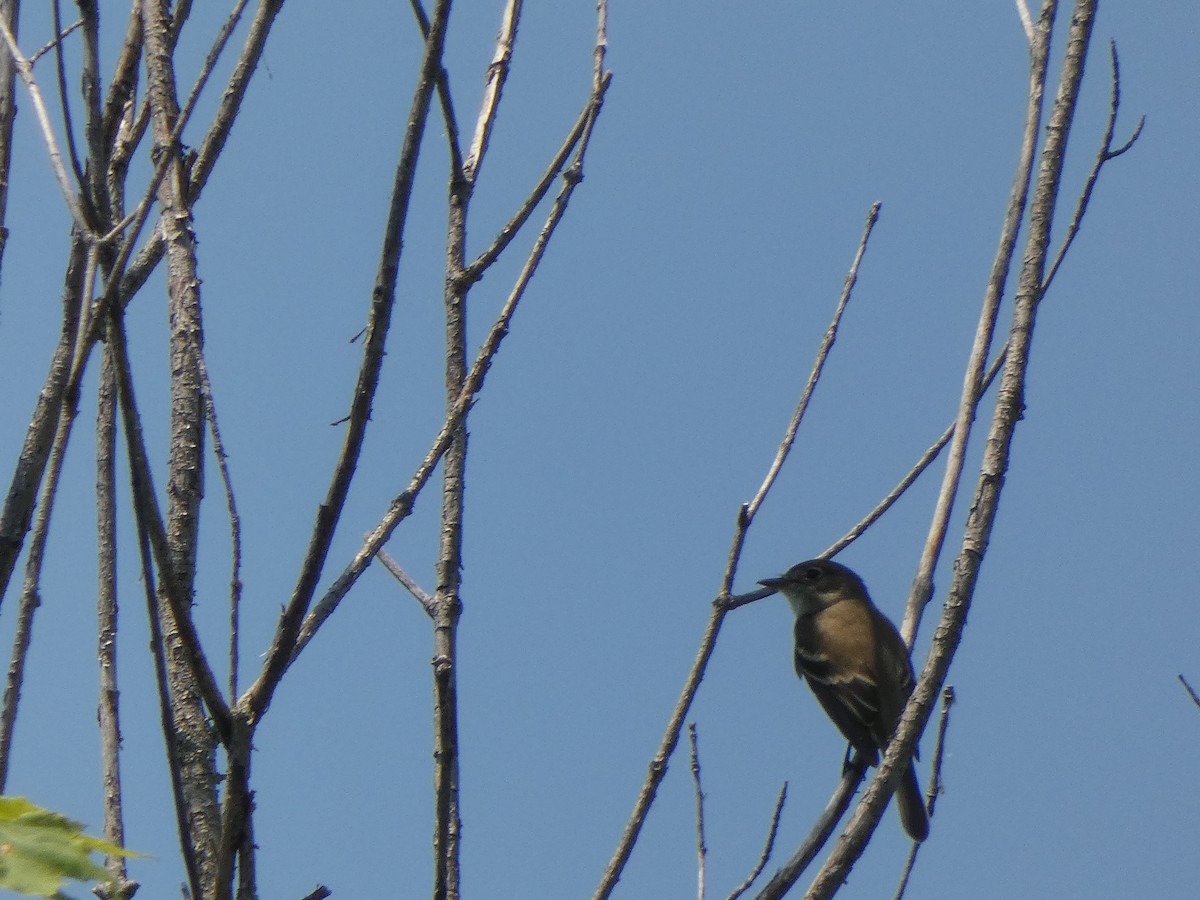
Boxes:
[759,559,929,842]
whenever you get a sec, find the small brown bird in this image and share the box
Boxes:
[759,559,929,842]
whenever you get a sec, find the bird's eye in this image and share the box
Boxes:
[803,567,822,581]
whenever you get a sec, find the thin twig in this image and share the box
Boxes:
[463,75,615,284]
[924,686,955,819]
[1179,675,1200,712]
[0,13,90,230]
[893,686,954,900]
[377,548,436,617]
[755,756,871,897]
[822,347,1008,562]
[747,202,881,523]
[407,0,464,178]
[28,16,83,64]
[51,0,88,198]
[1041,40,1144,295]
[689,724,708,900]
[191,347,243,701]
[725,783,787,900]
[595,204,879,900]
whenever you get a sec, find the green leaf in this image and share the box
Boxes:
[0,797,142,897]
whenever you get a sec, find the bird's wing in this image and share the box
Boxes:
[794,603,882,760]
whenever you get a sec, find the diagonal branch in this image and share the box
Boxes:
[899,0,1057,646]
[245,0,455,724]
[802,4,1098,896]
[594,202,881,900]
[108,314,232,739]
[288,52,612,675]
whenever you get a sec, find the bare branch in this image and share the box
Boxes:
[407,0,464,177]
[133,492,203,900]
[464,76,613,284]
[725,783,787,900]
[28,16,83,65]
[0,13,91,230]
[109,315,232,739]
[0,235,88,608]
[755,755,871,897]
[1015,0,1035,44]
[747,202,881,523]
[1179,675,1200,712]
[0,388,76,790]
[95,347,138,898]
[893,686,955,900]
[247,0,455,725]
[462,0,522,186]
[1042,40,1145,295]
[805,4,1099,896]
[0,0,20,273]
[51,0,88,198]
[377,548,435,617]
[290,52,613,673]
[823,347,1008,562]
[900,0,1058,646]
[190,348,244,701]
[596,204,879,900]
[689,724,708,900]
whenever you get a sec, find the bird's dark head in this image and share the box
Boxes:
[759,558,870,617]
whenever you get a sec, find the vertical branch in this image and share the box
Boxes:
[76,0,107,220]
[429,4,525,893]
[688,724,708,900]
[50,0,88,200]
[0,0,19,270]
[141,0,223,891]
[432,273,466,900]
[95,347,138,900]
[129,467,202,900]
[101,6,144,219]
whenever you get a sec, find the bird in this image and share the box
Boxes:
[759,558,930,842]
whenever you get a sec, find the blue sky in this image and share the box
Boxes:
[0,2,1197,898]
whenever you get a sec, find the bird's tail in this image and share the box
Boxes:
[896,760,929,842]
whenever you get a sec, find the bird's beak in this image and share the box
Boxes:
[758,576,785,590]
